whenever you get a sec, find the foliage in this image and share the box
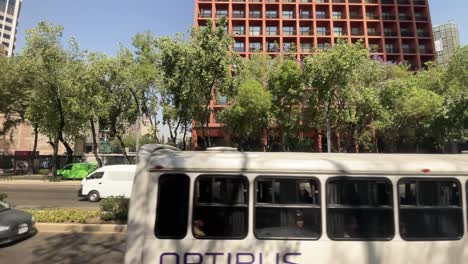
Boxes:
[443,46,468,141]
[154,33,194,148]
[269,59,304,150]
[0,193,7,202]
[26,209,100,223]
[189,18,237,148]
[100,196,129,222]
[219,79,271,150]
[302,41,372,152]
[17,22,89,175]
[122,134,156,152]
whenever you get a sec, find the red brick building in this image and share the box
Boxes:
[193,0,435,149]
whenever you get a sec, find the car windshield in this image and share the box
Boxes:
[0,201,10,212]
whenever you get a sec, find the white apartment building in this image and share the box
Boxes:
[0,0,21,57]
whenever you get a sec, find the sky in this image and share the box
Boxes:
[15,0,468,55]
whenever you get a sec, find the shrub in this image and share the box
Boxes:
[100,196,129,222]
[26,209,100,223]
[0,193,7,202]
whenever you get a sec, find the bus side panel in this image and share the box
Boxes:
[140,239,468,264]
[125,161,153,264]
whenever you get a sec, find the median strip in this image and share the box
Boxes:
[36,223,127,234]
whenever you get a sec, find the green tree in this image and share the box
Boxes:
[269,59,304,151]
[378,69,444,152]
[154,34,194,149]
[302,41,370,152]
[444,46,468,142]
[131,32,161,147]
[71,52,110,167]
[99,49,139,163]
[189,18,237,148]
[219,79,272,150]
[20,22,88,176]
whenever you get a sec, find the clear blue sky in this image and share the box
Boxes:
[15,0,468,55]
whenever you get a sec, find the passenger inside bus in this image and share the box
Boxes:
[193,219,206,237]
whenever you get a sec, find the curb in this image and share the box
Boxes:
[0,180,81,186]
[36,223,128,234]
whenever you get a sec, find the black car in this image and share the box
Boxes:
[0,201,36,246]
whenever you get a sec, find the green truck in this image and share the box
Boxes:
[57,163,97,180]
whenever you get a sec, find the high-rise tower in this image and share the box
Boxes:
[0,0,22,57]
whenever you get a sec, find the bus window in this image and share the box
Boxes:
[399,178,463,240]
[327,177,394,240]
[255,177,321,240]
[155,174,190,239]
[193,175,248,239]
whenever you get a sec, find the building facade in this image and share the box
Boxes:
[0,0,21,57]
[433,22,460,65]
[193,0,436,149]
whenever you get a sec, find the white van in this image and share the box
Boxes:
[79,165,136,202]
[125,144,468,264]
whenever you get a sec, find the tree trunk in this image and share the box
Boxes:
[58,133,74,165]
[115,133,130,164]
[28,126,39,175]
[52,135,60,178]
[90,118,103,168]
[182,125,188,150]
[326,115,332,153]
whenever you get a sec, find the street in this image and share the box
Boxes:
[0,232,126,264]
[0,183,99,209]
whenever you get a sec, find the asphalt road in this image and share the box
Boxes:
[0,232,126,264]
[0,184,99,209]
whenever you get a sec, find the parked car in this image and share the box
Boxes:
[57,163,97,180]
[0,201,36,246]
[78,165,136,202]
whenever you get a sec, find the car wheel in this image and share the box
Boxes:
[88,191,100,202]
[57,175,64,181]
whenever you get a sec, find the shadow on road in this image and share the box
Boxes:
[0,229,38,249]
[30,232,126,264]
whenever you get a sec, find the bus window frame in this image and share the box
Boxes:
[154,173,191,240]
[253,175,322,241]
[326,176,395,242]
[192,174,249,240]
[397,177,464,241]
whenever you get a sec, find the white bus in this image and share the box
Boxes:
[125,145,468,264]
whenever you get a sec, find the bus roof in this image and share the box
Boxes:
[139,145,468,176]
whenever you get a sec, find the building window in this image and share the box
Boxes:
[283,26,295,36]
[249,42,262,52]
[316,11,326,19]
[327,177,394,240]
[255,177,321,239]
[232,10,244,18]
[334,27,344,36]
[333,11,342,19]
[155,174,190,239]
[399,179,463,240]
[317,27,327,36]
[283,10,294,19]
[249,26,262,36]
[266,10,278,18]
[232,26,244,35]
[233,42,245,52]
[300,26,311,36]
[249,10,261,18]
[216,9,228,18]
[266,26,278,36]
[200,9,211,18]
[193,175,249,239]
